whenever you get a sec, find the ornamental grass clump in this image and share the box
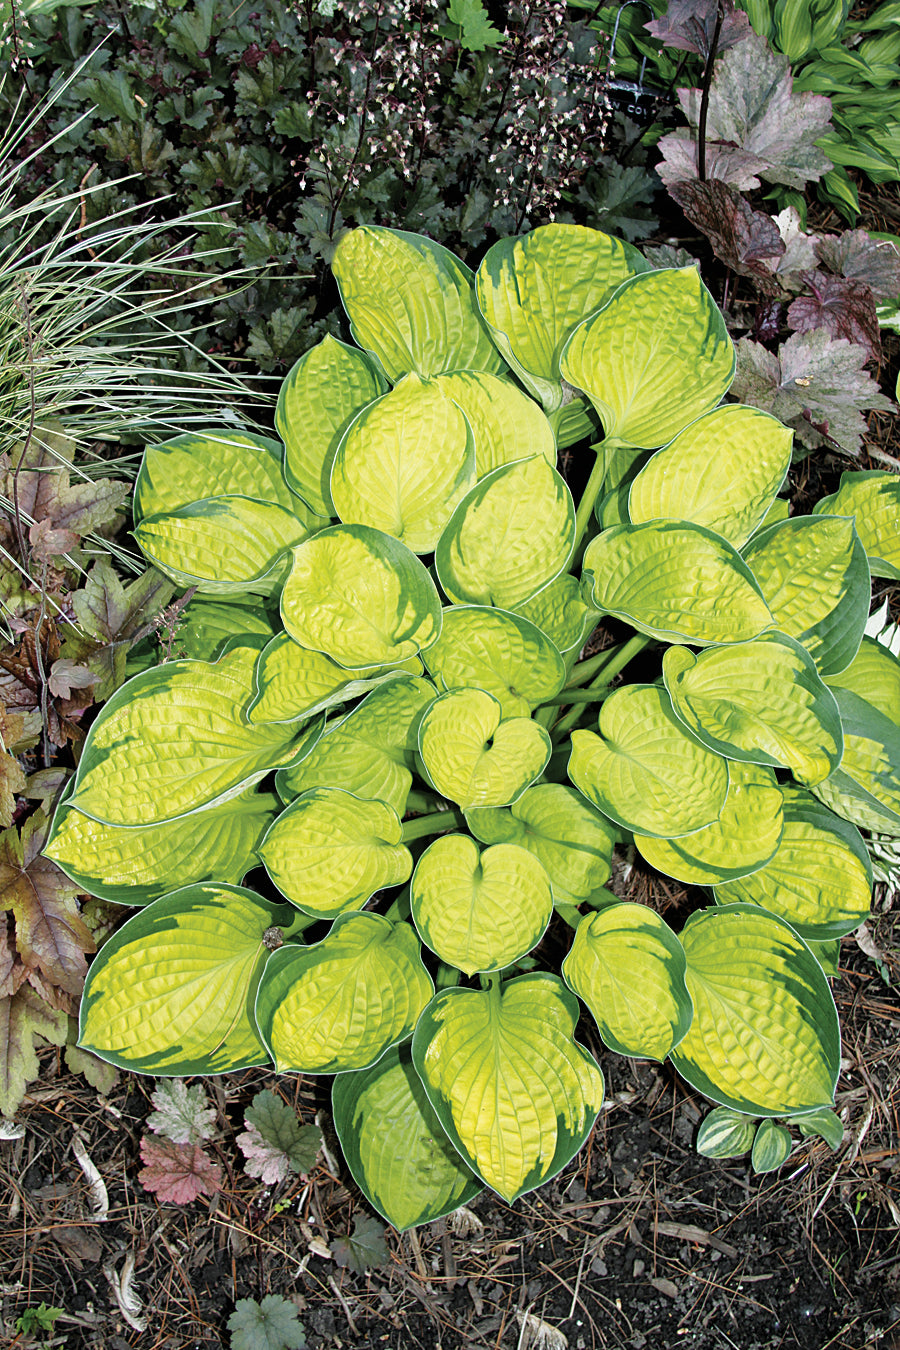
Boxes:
[45,222,900,1225]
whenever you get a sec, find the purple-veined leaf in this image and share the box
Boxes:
[668,179,784,286]
[787,272,881,364]
[646,0,752,60]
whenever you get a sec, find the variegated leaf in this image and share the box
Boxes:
[670,905,841,1116]
[568,684,729,838]
[563,903,692,1059]
[412,974,605,1201]
[255,912,433,1073]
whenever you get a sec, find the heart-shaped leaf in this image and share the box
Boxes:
[45,786,279,906]
[249,633,421,726]
[331,374,476,552]
[466,783,617,901]
[474,223,646,411]
[281,524,442,669]
[583,522,774,645]
[742,516,870,676]
[560,268,735,448]
[255,912,433,1073]
[260,788,412,917]
[418,688,551,810]
[814,470,900,581]
[411,834,552,974]
[811,687,900,833]
[435,457,575,609]
[563,903,693,1060]
[68,646,301,826]
[635,762,784,885]
[275,677,435,816]
[662,634,843,786]
[423,606,564,719]
[669,904,841,1116]
[433,370,556,477]
[628,404,792,546]
[276,334,387,517]
[332,225,504,380]
[78,884,289,1074]
[412,974,605,1201]
[568,684,729,838]
[513,573,597,656]
[332,1042,482,1232]
[714,786,873,940]
[135,495,308,594]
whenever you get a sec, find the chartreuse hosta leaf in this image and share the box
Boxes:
[249,632,421,725]
[259,788,412,918]
[332,1042,481,1232]
[583,522,773,646]
[635,762,784,886]
[79,884,288,1074]
[68,646,300,827]
[814,470,900,580]
[433,371,556,476]
[255,912,433,1074]
[281,524,441,669]
[436,457,575,610]
[418,688,550,810]
[331,375,476,552]
[562,903,692,1060]
[134,430,305,522]
[466,784,617,901]
[411,835,552,975]
[276,334,387,517]
[423,606,564,719]
[275,677,436,816]
[662,635,843,786]
[560,268,735,449]
[811,687,900,834]
[135,495,309,595]
[628,405,792,547]
[474,223,645,412]
[412,974,605,1202]
[715,787,872,940]
[669,905,841,1117]
[331,225,504,381]
[514,573,597,657]
[742,516,870,676]
[825,635,900,722]
[568,684,729,838]
[45,786,279,906]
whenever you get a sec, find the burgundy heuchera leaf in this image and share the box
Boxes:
[674,32,833,189]
[667,179,784,286]
[0,808,95,995]
[646,0,751,60]
[138,1134,223,1204]
[787,272,882,364]
[815,230,900,301]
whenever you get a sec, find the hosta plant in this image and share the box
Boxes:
[45,223,897,1228]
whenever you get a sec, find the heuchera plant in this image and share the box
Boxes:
[45,224,900,1227]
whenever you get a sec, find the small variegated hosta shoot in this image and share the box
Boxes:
[44,224,898,1230]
